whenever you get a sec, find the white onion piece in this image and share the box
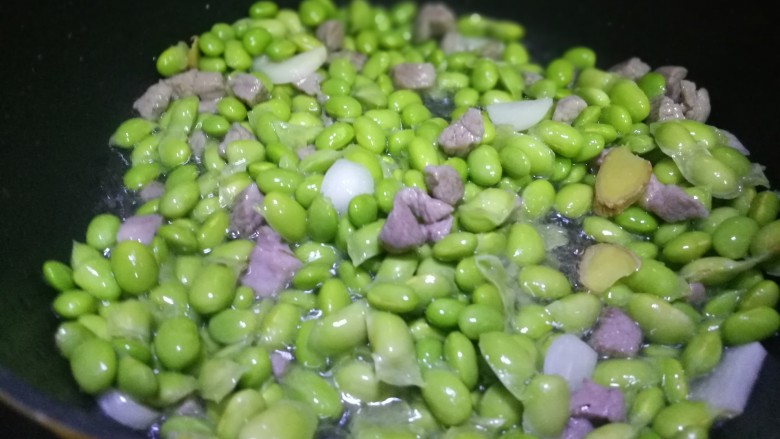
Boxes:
[689,342,767,417]
[252,46,327,84]
[718,129,750,155]
[543,334,598,392]
[321,159,375,214]
[98,389,160,430]
[486,98,553,132]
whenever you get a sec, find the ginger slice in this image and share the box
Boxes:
[594,146,652,216]
[579,243,641,293]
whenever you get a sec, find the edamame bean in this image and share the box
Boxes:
[712,216,758,259]
[421,370,472,426]
[522,374,570,438]
[518,265,572,299]
[722,306,780,345]
[154,317,201,371]
[70,338,117,394]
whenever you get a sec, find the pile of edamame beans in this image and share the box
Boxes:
[41,1,780,438]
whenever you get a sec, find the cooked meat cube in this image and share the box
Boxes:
[570,379,626,422]
[647,95,686,123]
[116,214,164,246]
[379,188,455,253]
[424,165,465,205]
[390,62,436,90]
[397,188,454,223]
[293,72,323,97]
[639,174,708,223]
[228,73,267,106]
[552,95,588,124]
[588,307,643,358]
[240,226,302,298]
[166,69,226,101]
[230,183,265,238]
[413,3,456,42]
[133,80,173,120]
[218,122,255,156]
[609,57,651,81]
[680,80,711,122]
[316,19,345,51]
[438,108,484,157]
[654,65,688,101]
[560,417,594,439]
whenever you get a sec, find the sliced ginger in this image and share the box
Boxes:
[579,243,641,293]
[594,146,653,216]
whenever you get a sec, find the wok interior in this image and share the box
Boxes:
[0,0,778,437]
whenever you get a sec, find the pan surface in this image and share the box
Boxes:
[0,0,778,437]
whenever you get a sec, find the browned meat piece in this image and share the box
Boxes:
[588,307,642,358]
[219,122,255,156]
[424,165,464,205]
[680,80,711,122]
[228,73,267,106]
[316,19,344,51]
[189,130,207,161]
[639,174,708,223]
[139,181,164,201]
[379,188,454,253]
[438,108,484,157]
[413,3,456,42]
[560,417,594,439]
[230,183,265,238]
[166,69,226,101]
[327,51,368,71]
[133,80,173,120]
[390,63,436,90]
[647,95,686,123]
[570,379,626,422]
[116,214,163,246]
[379,201,429,253]
[293,72,323,97]
[608,57,651,81]
[552,95,588,124]
[655,65,688,101]
[240,226,302,298]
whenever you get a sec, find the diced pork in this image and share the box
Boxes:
[240,226,302,298]
[198,97,219,114]
[588,307,642,358]
[560,417,594,439]
[639,174,708,223]
[647,96,685,123]
[294,72,323,97]
[379,188,454,253]
[139,181,164,201]
[189,130,208,161]
[570,379,626,423]
[424,165,464,205]
[133,81,173,120]
[228,73,266,106]
[166,69,226,101]
[270,350,294,379]
[390,63,436,90]
[608,57,651,81]
[522,71,543,87]
[413,3,456,42]
[316,19,344,51]
[552,95,588,124]
[438,108,484,156]
[688,282,707,306]
[655,65,688,101]
[680,80,711,122]
[219,122,256,156]
[230,183,265,238]
[116,214,164,246]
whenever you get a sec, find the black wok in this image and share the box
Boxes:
[1,0,778,437]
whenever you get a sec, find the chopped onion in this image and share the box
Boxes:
[252,46,327,85]
[543,333,598,392]
[321,159,375,214]
[689,342,767,417]
[486,98,553,132]
[718,129,750,155]
[98,389,160,430]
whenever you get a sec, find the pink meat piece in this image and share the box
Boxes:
[293,72,323,97]
[688,282,707,306]
[379,201,429,253]
[228,73,267,106]
[166,69,226,101]
[379,188,454,253]
[552,95,588,124]
[189,130,207,161]
[390,63,436,90]
[133,80,172,120]
[116,214,164,246]
[438,108,484,157]
[647,95,685,123]
[608,57,651,81]
[240,226,302,298]
[639,174,708,223]
[522,71,543,87]
[219,122,256,156]
[560,417,594,439]
[655,65,688,102]
[139,181,164,201]
[270,350,294,379]
[680,80,711,122]
[230,183,265,238]
[588,307,642,358]
[424,165,464,205]
[570,379,626,423]
[316,19,344,51]
[327,51,367,71]
[198,97,219,114]
[413,3,456,42]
